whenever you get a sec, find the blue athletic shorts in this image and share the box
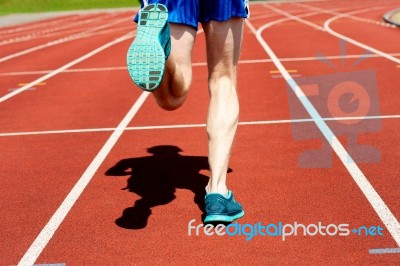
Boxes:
[134,0,249,30]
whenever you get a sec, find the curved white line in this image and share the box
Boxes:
[264,4,325,31]
[324,10,400,64]
[247,7,400,247]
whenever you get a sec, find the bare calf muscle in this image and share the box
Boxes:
[127,0,248,223]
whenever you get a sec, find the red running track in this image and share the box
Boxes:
[0,0,399,265]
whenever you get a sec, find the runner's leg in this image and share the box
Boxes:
[202,18,244,194]
[153,24,196,111]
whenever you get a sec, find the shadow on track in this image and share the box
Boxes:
[106,145,228,229]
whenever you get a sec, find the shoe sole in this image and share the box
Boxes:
[127,4,169,91]
[204,210,245,223]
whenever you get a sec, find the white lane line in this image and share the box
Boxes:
[0,24,133,49]
[0,31,134,103]
[18,28,204,265]
[0,15,131,63]
[7,87,36,92]
[295,2,397,28]
[272,74,301,78]
[263,4,400,65]
[4,25,132,46]
[19,24,134,47]
[369,247,400,254]
[2,52,400,76]
[0,14,82,35]
[0,127,116,137]
[268,3,400,66]
[17,91,150,266]
[249,13,282,21]
[0,67,128,76]
[324,10,400,65]
[1,114,400,137]
[247,10,321,34]
[278,52,400,63]
[0,13,121,46]
[264,4,325,31]
[247,12,400,247]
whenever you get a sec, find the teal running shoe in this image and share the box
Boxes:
[127,3,171,92]
[204,191,244,223]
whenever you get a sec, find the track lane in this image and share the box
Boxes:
[327,17,400,56]
[268,0,400,206]
[0,37,143,266]
[0,13,129,51]
[0,30,135,102]
[0,70,141,132]
[26,2,400,264]
[1,1,400,265]
[250,0,400,251]
[0,14,133,63]
[34,125,400,265]
[0,14,83,36]
[0,132,112,265]
[0,13,123,47]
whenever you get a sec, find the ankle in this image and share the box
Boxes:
[206,184,229,197]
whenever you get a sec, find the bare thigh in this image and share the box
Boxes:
[202,18,244,82]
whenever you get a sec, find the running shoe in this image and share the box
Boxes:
[204,191,244,223]
[127,3,171,92]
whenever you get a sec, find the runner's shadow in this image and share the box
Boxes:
[106,145,227,230]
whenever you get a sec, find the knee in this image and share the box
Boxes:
[152,66,192,111]
[208,73,237,97]
[157,101,182,111]
[154,93,187,111]
[208,73,239,121]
